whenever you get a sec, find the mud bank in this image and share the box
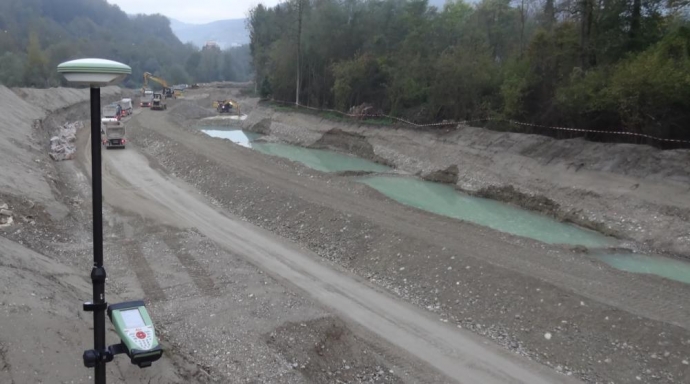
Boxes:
[130,95,690,384]
[0,86,208,382]
[0,85,121,218]
[242,105,690,257]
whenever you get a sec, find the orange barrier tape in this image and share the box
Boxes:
[268,100,690,145]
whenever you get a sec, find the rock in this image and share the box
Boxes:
[250,118,272,135]
[0,215,13,228]
[423,165,459,184]
[0,208,13,216]
[49,121,80,161]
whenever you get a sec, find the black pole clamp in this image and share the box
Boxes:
[83,301,108,312]
[83,344,127,368]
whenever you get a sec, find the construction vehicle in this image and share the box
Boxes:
[142,72,173,99]
[119,98,133,117]
[140,95,153,108]
[101,103,121,123]
[101,121,126,149]
[151,93,167,111]
[213,100,240,115]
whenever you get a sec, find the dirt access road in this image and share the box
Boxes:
[86,109,571,383]
[121,92,690,383]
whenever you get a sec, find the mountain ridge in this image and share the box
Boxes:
[168,17,249,49]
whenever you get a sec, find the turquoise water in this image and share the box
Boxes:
[359,176,613,247]
[596,253,690,284]
[251,142,391,173]
[201,129,262,148]
[203,137,689,284]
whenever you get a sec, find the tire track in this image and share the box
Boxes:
[162,235,218,297]
[123,241,167,302]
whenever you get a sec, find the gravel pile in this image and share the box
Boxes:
[129,118,690,384]
[170,101,216,121]
[49,121,81,161]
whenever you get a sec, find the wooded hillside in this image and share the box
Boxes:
[249,0,690,145]
[0,0,251,88]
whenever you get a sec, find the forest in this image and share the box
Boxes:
[249,0,690,144]
[0,0,252,89]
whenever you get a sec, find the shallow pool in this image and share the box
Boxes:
[596,252,690,284]
[201,129,261,148]
[359,176,613,247]
[251,142,391,173]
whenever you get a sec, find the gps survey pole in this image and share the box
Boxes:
[57,59,131,384]
[88,85,107,383]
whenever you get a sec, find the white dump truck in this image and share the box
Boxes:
[101,103,121,124]
[102,121,126,149]
[119,98,133,116]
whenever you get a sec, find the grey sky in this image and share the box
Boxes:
[109,0,282,24]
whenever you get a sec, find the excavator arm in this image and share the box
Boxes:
[142,72,174,98]
[143,72,169,88]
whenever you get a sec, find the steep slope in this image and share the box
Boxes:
[0,85,120,218]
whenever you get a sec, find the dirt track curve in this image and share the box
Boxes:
[83,111,575,383]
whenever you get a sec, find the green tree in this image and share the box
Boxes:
[23,32,48,87]
[0,52,25,86]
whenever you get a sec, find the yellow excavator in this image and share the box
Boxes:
[213,100,241,115]
[142,72,174,99]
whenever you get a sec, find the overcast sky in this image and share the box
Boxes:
[109,0,282,24]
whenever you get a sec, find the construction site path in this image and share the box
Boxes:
[84,116,574,383]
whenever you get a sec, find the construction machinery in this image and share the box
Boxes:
[101,120,126,149]
[119,98,133,117]
[151,93,167,111]
[101,103,121,122]
[142,72,173,98]
[213,100,240,115]
[140,95,153,108]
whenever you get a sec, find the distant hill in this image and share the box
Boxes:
[169,18,249,49]
[0,0,253,87]
[0,0,200,88]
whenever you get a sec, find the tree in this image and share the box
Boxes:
[247,0,690,144]
[23,32,48,87]
[0,52,25,86]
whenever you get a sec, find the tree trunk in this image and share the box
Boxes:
[629,0,642,49]
[544,0,555,29]
[296,0,302,106]
[579,0,595,69]
[520,0,526,56]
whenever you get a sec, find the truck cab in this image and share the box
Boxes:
[151,93,167,110]
[102,122,126,149]
[102,104,121,122]
[140,95,153,108]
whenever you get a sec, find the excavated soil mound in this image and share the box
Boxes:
[266,317,403,383]
[423,165,459,184]
[311,128,392,166]
[170,101,216,121]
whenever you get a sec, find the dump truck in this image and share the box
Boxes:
[102,121,126,149]
[119,98,133,117]
[151,93,167,111]
[101,104,121,123]
[140,95,153,108]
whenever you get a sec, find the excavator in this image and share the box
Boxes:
[213,100,240,115]
[142,72,174,99]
